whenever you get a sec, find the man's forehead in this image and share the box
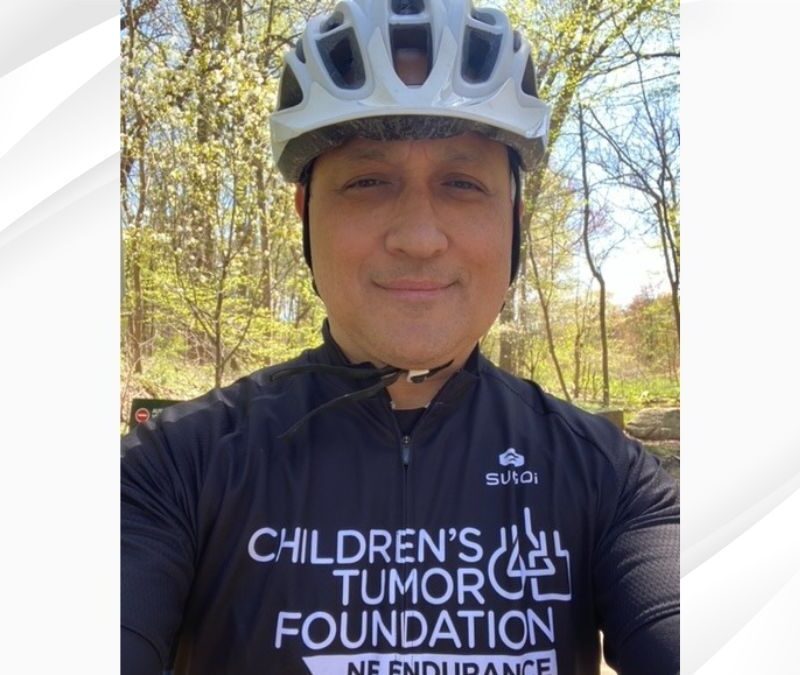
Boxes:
[330,133,507,164]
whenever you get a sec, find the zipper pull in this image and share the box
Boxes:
[401,435,412,466]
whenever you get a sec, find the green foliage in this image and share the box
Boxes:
[610,376,679,408]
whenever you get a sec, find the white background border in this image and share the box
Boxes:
[0,1,119,671]
[1,1,799,672]
[681,1,800,672]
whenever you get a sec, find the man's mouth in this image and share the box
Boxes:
[376,279,455,299]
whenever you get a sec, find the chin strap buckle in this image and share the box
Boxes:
[405,361,454,384]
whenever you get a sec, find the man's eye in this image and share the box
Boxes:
[345,178,386,189]
[447,179,483,191]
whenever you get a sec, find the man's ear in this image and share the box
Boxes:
[294,184,306,219]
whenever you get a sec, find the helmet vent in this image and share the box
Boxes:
[471,9,496,26]
[321,11,344,33]
[318,28,366,89]
[521,56,538,96]
[295,39,306,63]
[512,30,522,53]
[462,27,501,83]
[390,25,432,85]
[392,0,424,15]
[278,65,304,110]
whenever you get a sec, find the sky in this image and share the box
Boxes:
[603,237,668,306]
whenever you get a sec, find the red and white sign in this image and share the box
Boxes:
[134,408,151,424]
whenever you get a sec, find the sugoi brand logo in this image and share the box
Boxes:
[498,448,525,467]
[486,448,538,486]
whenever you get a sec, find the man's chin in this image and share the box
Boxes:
[369,339,463,372]
[329,317,474,370]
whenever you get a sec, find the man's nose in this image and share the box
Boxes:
[384,189,449,259]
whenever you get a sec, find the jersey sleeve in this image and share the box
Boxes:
[121,417,202,668]
[121,626,163,675]
[592,438,680,675]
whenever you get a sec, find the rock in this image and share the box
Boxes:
[644,440,681,457]
[644,440,681,484]
[626,407,680,441]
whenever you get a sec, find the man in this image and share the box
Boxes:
[121,0,679,673]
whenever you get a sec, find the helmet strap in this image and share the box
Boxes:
[300,161,314,271]
[509,149,522,285]
[300,162,320,296]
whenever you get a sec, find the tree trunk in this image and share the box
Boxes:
[498,296,516,372]
[655,199,680,341]
[122,0,145,374]
[528,241,571,402]
[572,330,582,399]
[128,237,144,375]
[578,103,609,407]
[256,163,273,311]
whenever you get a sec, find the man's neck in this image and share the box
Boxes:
[323,321,476,409]
[385,363,463,410]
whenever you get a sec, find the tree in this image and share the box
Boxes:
[569,281,597,400]
[584,19,680,340]
[577,101,611,406]
[121,0,330,402]
[521,170,578,401]
[496,0,677,376]
[617,290,679,382]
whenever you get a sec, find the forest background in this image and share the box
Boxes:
[120,0,680,433]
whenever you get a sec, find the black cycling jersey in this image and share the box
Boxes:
[121,324,679,675]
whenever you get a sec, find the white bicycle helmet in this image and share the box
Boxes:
[270,0,551,183]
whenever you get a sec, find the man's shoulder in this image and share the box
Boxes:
[478,358,631,456]
[478,359,677,502]
[121,346,322,454]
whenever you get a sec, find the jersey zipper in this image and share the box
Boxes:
[401,434,412,466]
[389,383,455,662]
[400,431,412,664]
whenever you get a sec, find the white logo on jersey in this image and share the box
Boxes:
[486,448,538,486]
[498,448,525,467]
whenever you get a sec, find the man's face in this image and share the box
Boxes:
[298,132,513,369]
